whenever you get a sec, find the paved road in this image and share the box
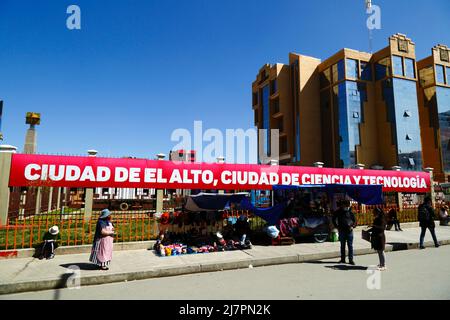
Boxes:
[2,245,449,300]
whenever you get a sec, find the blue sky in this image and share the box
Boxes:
[0,0,449,161]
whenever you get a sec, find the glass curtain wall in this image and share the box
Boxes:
[437,87,450,172]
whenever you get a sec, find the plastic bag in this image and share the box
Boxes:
[266,225,280,239]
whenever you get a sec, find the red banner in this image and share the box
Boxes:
[8,154,431,192]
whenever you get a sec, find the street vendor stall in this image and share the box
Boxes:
[241,184,384,244]
[153,192,253,256]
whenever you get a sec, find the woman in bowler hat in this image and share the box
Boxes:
[89,209,115,270]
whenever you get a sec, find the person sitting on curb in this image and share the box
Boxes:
[439,205,450,226]
[39,226,60,260]
[235,214,251,246]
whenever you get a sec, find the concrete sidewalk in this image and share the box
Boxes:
[1,225,449,295]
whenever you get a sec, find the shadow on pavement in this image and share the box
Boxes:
[325,265,368,271]
[387,242,412,251]
[60,263,99,270]
[303,260,342,265]
[53,273,73,300]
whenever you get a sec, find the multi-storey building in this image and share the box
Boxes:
[252,33,449,181]
[417,44,450,182]
[319,48,373,168]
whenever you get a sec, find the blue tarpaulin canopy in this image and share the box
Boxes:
[184,192,249,211]
[243,184,383,225]
[240,198,287,225]
[184,184,383,226]
[272,184,383,205]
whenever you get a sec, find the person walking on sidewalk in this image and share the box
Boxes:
[90,209,115,270]
[368,207,387,271]
[332,199,357,265]
[388,207,403,231]
[418,197,440,249]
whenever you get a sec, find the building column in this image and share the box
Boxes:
[47,187,53,213]
[270,159,279,206]
[19,189,26,220]
[0,145,17,226]
[56,187,61,211]
[424,167,435,208]
[355,164,365,213]
[392,166,403,210]
[156,153,166,213]
[84,150,97,222]
[61,187,68,215]
[217,156,225,195]
[35,185,42,215]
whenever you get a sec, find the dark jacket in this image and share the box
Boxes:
[42,231,60,242]
[93,219,113,241]
[388,208,398,221]
[418,204,436,228]
[368,215,386,251]
[235,218,251,237]
[332,208,356,233]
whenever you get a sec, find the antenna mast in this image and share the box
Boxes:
[365,0,373,53]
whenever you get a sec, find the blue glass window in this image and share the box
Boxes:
[335,81,365,168]
[262,85,270,157]
[376,64,385,80]
[338,60,345,81]
[346,59,358,79]
[360,61,372,81]
[391,78,422,171]
[337,83,350,167]
[447,67,450,85]
[375,57,391,80]
[332,60,345,83]
[392,55,404,76]
[436,87,450,172]
[382,79,397,145]
[436,65,445,84]
[404,58,415,78]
